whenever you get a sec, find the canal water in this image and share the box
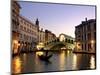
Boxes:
[12,50,96,74]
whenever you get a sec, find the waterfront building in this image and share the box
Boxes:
[18,16,39,52]
[12,1,57,53]
[12,1,21,54]
[12,1,39,54]
[75,18,96,53]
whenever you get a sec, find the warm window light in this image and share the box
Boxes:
[14,40,18,44]
[76,42,81,49]
[91,40,94,44]
[39,42,44,45]
[13,40,19,54]
[18,43,20,46]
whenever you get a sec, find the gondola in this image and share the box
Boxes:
[38,54,53,61]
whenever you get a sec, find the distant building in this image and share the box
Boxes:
[45,30,56,43]
[12,1,21,54]
[39,28,45,43]
[75,18,96,53]
[59,33,75,50]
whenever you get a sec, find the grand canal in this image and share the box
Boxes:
[12,50,96,74]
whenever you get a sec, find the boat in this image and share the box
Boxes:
[36,46,53,61]
[38,54,53,61]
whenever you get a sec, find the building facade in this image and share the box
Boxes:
[12,1,21,54]
[12,1,39,54]
[12,1,57,53]
[75,18,96,53]
[39,28,45,43]
[18,16,39,52]
[45,30,56,44]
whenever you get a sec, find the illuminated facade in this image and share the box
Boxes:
[12,1,21,54]
[59,33,75,50]
[75,18,96,53]
[18,16,39,52]
[12,1,39,54]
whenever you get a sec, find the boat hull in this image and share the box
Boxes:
[38,54,53,61]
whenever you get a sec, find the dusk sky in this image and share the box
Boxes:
[18,1,95,37]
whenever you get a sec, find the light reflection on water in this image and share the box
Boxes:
[59,51,66,70]
[12,51,96,74]
[90,55,95,69]
[12,56,22,74]
[72,54,77,70]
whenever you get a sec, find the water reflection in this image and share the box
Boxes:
[12,56,22,74]
[67,50,70,54]
[90,55,95,69]
[22,53,27,66]
[35,52,46,72]
[12,51,96,74]
[59,51,65,70]
[72,54,77,70]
